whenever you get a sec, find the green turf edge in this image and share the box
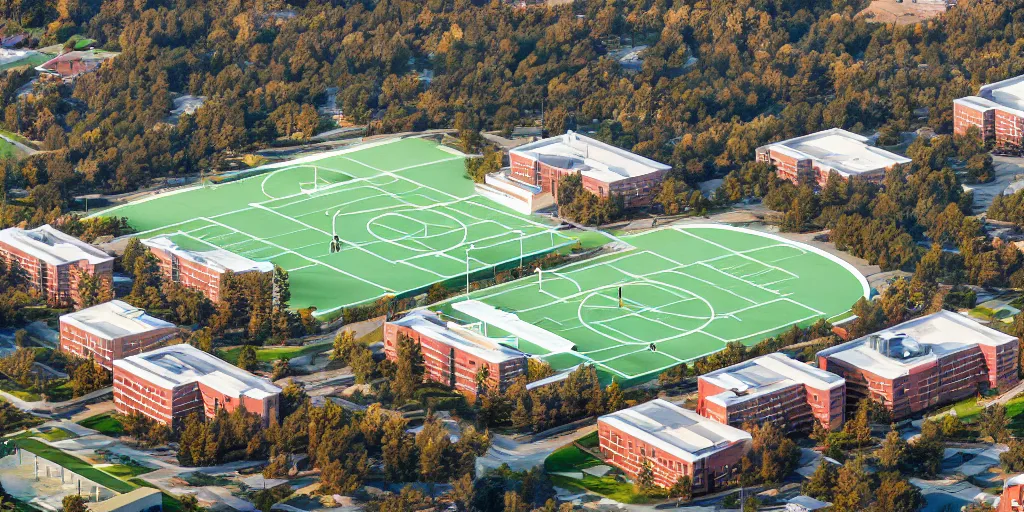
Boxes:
[77,412,125,436]
[12,438,136,493]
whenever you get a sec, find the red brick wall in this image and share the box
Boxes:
[0,242,112,308]
[147,246,227,302]
[60,321,178,369]
[115,364,278,426]
[509,153,538,185]
[995,109,1024,148]
[954,102,993,139]
[696,375,844,431]
[598,419,749,493]
[999,483,1024,512]
[384,321,526,397]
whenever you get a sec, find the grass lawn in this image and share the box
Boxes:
[969,306,998,321]
[34,428,75,442]
[0,378,41,402]
[100,462,155,479]
[13,438,136,493]
[577,431,599,449]
[217,341,331,365]
[549,474,646,504]
[545,444,603,473]
[78,412,125,436]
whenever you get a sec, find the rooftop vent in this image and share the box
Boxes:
[868,332,929,360]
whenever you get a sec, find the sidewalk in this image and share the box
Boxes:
[0,387,112,416]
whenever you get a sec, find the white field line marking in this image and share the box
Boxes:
[184,220,392,292]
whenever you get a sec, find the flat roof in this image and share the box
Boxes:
[760,128,911,177]
[510,131,670,185]
[452,300,577,354]
[818,310,1017,380]
[598,399,751,463]
[87,488,162,512]
[113,344,281,400]
[391,310,526,365]
[60,300,175,340]
[0,224,113,267]
[142,236,274,274]
[700,353,844,408]
[956,74,1024,118]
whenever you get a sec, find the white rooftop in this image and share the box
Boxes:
[817,310,1017,380]
[762,128,911,177]
[0,224,112,267]
[510,131,670,185]
[599,399,751,463]
[452,300,577,354]
[700,353,844,408]
[391,310,525,365]
[968,74,1024,115]
[142,236,274,274]
[61,300,175,340]
[113,344,281,400]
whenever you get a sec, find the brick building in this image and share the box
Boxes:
[1000,474,1024,512]
[755,128,911,187]
[697,353,846,431]
[113,344,281,426]
[598,399,752,493]
[142,237,274,303]
[0,224,113,308]
[817,310,1019,420]
[60,300,178,370]
[384,310,527,397]
[508,131,671,208]
[954,74,1024,148]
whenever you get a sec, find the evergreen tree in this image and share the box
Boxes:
[604,380,625,413]
[237,345,258,371]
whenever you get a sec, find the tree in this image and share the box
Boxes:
[391,334,424,404]
[604,381,624,413]
[876,425,907,470]
[179,494,201,512]
[62,495,88,512]
[1001,439,1024,472]
[979,404,1010,443]
[669,475,692,504]
[237,345,258,372]
[802,459,838,502]
[831,456,871,512]
[271,358,290,380]
[636,458,655,492]
[869,473,923,512]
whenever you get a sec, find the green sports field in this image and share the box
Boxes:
[93,138,575,316]
[438,225,869,382]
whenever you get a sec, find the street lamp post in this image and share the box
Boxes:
[535,266,542,291]
[512,229,524,275]
[465,244,475,297]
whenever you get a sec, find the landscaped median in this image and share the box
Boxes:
[544,432,657,504]
[77,412,126,436]
[216,340,332,365]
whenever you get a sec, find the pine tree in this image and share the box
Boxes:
[391,334,424,404]
[832,456,871,512]
[237,345,258,371]
[636,458,655,491]
[604,381,624,413]
[802,459,838,502]
[876,425,907,470]
[511,396,532,431]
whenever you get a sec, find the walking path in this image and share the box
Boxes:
[0,132,37,157]
[0,387,112,416]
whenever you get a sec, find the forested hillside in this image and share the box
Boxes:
[0,0,1022,228]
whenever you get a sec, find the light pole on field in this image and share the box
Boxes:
[512,229,524,275]
[535,266,543,291]
[465,244,475,298]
